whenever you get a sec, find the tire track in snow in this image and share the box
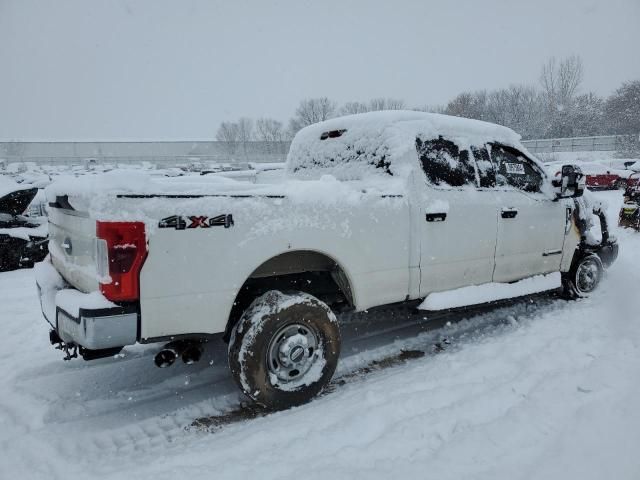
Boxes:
[191,290,566,431]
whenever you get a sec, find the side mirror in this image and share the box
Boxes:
[553,164,585,199]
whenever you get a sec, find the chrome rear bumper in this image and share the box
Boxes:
[35,258,138,353]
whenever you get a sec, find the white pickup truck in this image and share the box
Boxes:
[36,111,618,409]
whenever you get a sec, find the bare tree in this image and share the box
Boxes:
[570,92,605,137]
[288,97,337,134]
[339,101,370,115]
[255,118,285,142]
[485,85,545,138]
[385,98,406,110]
[444,90,488,121]
[539,55,584,136]
[368,98,405,111]
[604,80,640,135]
[339,98,406,116]
[412,104,446,114]
[235,117,254,159]
[604,80,640,156]
[540,55,584,108]
[236,117,254,143]
[216,122,239,143]
[216,121,240,155]
[255,118,286,154]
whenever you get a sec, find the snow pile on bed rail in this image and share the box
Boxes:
[45,170,245,200]
[44,167,406,218]
[287,110,525,179]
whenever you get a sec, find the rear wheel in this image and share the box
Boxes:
[228,290,341,410]
[562,253,603,299]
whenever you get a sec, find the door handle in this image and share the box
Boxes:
[426,213,447,222]
[501,209,518,219]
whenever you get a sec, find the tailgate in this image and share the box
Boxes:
[47,205,99,293]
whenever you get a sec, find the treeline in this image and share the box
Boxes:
[217,55,640,147]
[442,56,639,140]
[215,97,410,145]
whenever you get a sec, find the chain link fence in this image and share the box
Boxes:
[0,141,292,167]
[522,134,639,155]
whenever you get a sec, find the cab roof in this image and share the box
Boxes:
[286,110,525,179]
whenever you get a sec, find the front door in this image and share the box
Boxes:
[488,145,567,282]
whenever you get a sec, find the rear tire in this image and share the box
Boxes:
[228,290,341,410]
[561,253,603,299]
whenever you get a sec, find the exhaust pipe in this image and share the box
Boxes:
[181,343,203,365]
[154,348,179,368]
[154,340,204,368]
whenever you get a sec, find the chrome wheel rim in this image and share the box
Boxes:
[267,323,319,383]
[576,259,600,293]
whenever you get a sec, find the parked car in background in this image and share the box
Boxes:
[0,176,48,271]
[604,159,640,172]
[544,160,634,190]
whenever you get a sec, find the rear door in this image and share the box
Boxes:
[416,137,498,295]
[487,145,567,283]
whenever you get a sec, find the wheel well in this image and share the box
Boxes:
[224,251,353,341]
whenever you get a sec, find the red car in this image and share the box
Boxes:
[545,161,625,190]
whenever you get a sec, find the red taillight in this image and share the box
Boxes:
[96,221,147,302]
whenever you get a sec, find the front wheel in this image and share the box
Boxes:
[562,253,603,299]
[228,290,341,410]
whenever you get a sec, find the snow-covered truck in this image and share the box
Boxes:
[36,111,618,409]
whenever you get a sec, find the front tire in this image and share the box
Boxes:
[562,253,603,299]
[228,290,341,410]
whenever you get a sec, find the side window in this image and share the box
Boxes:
[471,145,496,188]
[489,144,543,193]
[416,136,476,187]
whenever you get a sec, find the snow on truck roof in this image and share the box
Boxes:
[286,110,524,179]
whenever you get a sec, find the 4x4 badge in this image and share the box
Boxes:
[159,214,234,230]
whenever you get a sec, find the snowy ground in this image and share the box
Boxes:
[1,190,639,480]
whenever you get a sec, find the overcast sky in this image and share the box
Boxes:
[1,0,639,140]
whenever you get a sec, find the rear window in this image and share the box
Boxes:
[416,137,476,187]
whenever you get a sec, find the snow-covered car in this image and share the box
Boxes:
[0,176,48,271]
[604,158,640,172]
[36,111,617,409]
[545,160,629,190]
[14,171,53,189]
